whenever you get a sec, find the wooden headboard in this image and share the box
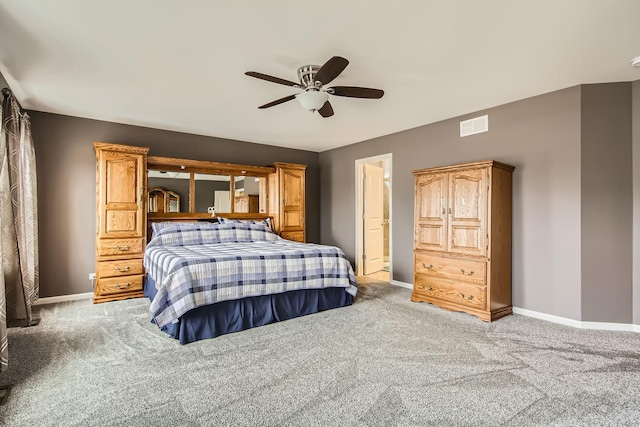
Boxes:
[146,155,307,243]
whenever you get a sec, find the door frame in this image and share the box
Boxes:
[355,153,392,277]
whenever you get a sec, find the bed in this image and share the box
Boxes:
[143,220,357,344]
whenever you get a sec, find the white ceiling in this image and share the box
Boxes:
[1,1,639,152]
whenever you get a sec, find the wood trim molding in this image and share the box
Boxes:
[93,142,149,155]
[412,160,515,175]
[148,155,276,176]
[270,162,307,171]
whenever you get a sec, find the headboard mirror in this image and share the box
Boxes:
[194,173,232,214]
[147,156,275,220]
[147,170,189,213]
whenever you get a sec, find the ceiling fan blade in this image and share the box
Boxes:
[329,86,384,99]
[317,101,334,118]
[258,94,296,109]
[245,71,300,87]
[314,56,349,85]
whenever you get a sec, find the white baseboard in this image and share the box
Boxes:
[33,292,93,306]
[513,307,639,333]
[390,280,413,290]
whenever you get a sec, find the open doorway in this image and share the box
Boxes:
[355,154,392,282]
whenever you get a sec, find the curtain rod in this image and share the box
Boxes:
[2,87,27,118]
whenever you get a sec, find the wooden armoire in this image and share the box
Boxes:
[269,162,306,242]
[412,160,514,321]
[94,142,149,303]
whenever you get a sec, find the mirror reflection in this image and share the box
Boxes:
[234,176,266,213]
[147,167,269,215]
[195,173,232,214]
[147,171,188,213]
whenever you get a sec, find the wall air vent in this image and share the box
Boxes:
[460,115,489,137]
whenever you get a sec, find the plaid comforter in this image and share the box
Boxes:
[144,223,357,328]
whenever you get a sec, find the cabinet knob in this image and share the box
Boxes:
[114,266,130,272]
[115,245,130,252]
[115,282,131,289]
[421,263,433,269]
[460,269,474,276]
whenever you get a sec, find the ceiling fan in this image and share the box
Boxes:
[245,56,384,118]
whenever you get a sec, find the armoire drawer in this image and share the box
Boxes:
[97,238,144,258]
[280,231,305,242]
[415,253,486,285]
[413,274,487,310]
[97,259,144,279]
[96,274,144,297]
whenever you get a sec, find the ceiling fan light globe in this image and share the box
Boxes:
[296,90,328,112]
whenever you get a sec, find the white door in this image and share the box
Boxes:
[214,190,231,213]
[363,163,384,274]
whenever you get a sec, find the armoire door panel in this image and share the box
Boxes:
[282,170,303,207]
[450,226,484,256]
[416,224,445,251]
[104,157,139,205]
[448,169,486,256]
[282,211,303,229]
[105,210,140,235]
[415,173,447,251]
[271,163,306,242]
[416,174,446,220]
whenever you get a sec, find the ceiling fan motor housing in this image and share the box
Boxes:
[297,65,322,88]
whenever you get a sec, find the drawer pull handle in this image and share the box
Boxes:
[459,293,474,300]
[114,266,130,272]
[460,269,474,276]
[421,263,433,269]
[420,284,434,291]
[115,245,130,251]
[115,282,131,289]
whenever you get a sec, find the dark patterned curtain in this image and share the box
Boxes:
[0,88,39,371]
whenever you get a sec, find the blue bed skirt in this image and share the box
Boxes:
[144,276,354,344]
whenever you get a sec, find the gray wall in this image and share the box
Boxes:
[29,111,319,297]
[0,71,8,90]
[320,87,584,320]
[580,83,633,323]
[634,81,640,326]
